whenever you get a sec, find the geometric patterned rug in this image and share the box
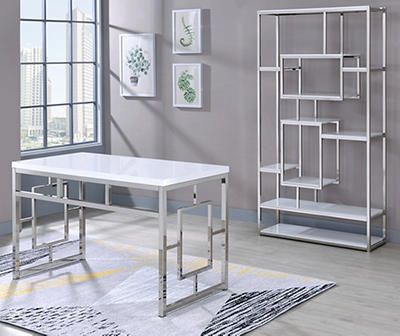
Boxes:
[0,235,335,335]
[0,240,78,277]
[201,284,335,335]
[0,306,129,336]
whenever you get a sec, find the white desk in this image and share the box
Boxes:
[12,153,230,317]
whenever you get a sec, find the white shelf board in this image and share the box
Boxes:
[260,163,298,174]
[258,6,381,16]
[281,93,343,101]
[281,176,336,189]
[260,198,384,222]
[342,67,384,73]
[276,61,379,74]
[322,131,384,142]
[260,223,384,250]
[343,67,366,73]
[281,93,360,101]
[344,95,361,100]
[281,53,359,59]
[259,66,280,72]
[282,117,339,126]
[259,66,309,72]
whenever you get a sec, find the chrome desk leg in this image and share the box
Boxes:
[221,177,229,289]
[31,185,37,249]
[79,181,86,259]
[158,188,168,317]
[12,168,21,280]
[105,184,112,205]
[160,176,229,317]
[177,201,213,282]
[32,179,70,249]
[63,182,69,241]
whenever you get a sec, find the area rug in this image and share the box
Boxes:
[0,236,335,335]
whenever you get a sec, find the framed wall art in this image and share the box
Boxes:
[172,9,202,54]
[119,33,156,97]
[173,63,202,108]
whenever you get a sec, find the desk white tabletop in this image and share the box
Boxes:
[12,153,229,188]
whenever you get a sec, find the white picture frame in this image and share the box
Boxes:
[172,9,202,54]
[119,33,156,97]
[173,63,203,108]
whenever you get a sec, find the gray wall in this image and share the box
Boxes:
[107,0,165,158]
[106,0,400,242]
[0,1,20,232]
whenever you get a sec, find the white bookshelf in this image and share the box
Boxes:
[257,6,387,251]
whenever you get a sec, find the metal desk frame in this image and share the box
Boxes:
[12,165,229,317]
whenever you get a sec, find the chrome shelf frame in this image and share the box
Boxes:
[257,6,387,251]
[280,53,362,101]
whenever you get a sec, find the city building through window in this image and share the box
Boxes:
[20,0,100,151]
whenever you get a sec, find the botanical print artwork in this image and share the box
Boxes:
[178,70,196,103]
[173,9,202,54]
[126,46,151,87]
[173,64,202,108]
[179,16,194,48]
[120,34,156,97]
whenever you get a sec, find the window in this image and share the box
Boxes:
[20,0,100,152]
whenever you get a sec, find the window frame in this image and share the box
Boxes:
[20,0,102,155]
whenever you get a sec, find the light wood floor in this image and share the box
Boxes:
[1,210,399,336]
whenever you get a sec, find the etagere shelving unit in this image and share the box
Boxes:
[257,6,387,251]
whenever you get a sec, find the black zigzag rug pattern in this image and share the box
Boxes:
[202,283,335,336]
[0,306,130,336]
[0,240,78,277]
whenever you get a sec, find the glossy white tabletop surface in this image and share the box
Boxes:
[13,153,229,188]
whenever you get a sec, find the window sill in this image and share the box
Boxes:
[21,142,104,159]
